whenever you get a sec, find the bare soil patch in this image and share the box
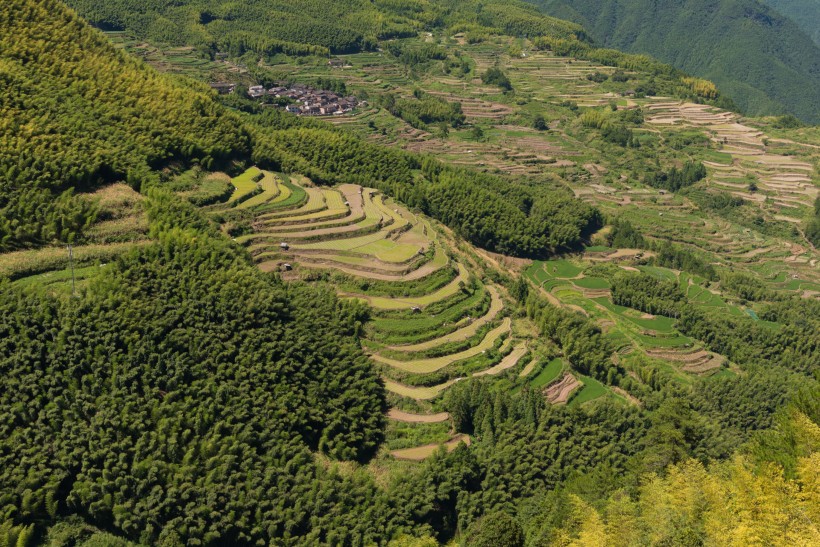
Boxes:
[387,409,450,423]
[545,373,581,405]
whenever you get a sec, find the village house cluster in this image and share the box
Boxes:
[247,83,359,116]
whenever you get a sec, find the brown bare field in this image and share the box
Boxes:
[681,354,725,374]
[646,346,725,374]
[387,409,450,423]
[545,373,581,405]
[390,434,471,461]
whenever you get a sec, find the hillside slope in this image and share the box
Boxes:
[530,0,820,123]
[762,0,820,46]
[0,0,603,260]
[64,0,584,54]
[0,0,249,251]
[2,0,820,545]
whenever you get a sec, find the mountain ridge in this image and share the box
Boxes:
[529,0,820,123]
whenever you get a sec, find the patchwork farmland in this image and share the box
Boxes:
[31,27,816,468]
[214,168,561,458]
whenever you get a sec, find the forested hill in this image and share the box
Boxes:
[529,0,820,124]
[0,0,249,250]
[2,0,820,545]
[64,0,584,55]
[0,0,604,258]
[762,0,820,46]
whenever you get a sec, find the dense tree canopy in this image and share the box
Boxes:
[65,0,583,57]
[0,195,394,545]
[2,1,819,545]
[531,0,820,123]
[0,0,602,259]
[0,0,249,251]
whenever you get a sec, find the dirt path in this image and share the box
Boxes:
[390,434,471,461]
[473,343,528,377]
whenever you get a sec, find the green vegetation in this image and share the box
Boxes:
[481,67,513,91]
[762,0,820,46]
[0,194,393,544]
[227,167,264,204]
[532,0,820,123]
[377,91,466,130]
[65,0,582,57]
[644,161,707,192]
[0,0,248,251]
[530,357,564,387]
[2,0,820,545]
[806,196,820,247]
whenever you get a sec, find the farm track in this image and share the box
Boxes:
[387,409,450,423]
[390,434,470,461]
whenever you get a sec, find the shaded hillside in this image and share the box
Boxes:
[762,0,820,46]
[530,0,820,123]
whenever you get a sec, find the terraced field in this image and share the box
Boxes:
[645,102,818,215]
[222,170,541,459]
[278,34,819,289]
[525,257,736,387]
[112,30,818,461]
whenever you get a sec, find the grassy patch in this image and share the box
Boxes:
[568,375,608,407]
[228,167,263,204]
[530,357,564,388]
[573,276,610,289]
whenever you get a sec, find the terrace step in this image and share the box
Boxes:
[386,286,503,351]
[387,409,450,423]
[372,317,512,373]
[473,342,528,377]
[390,434,471,461]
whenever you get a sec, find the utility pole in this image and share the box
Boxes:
[67,244,76,297]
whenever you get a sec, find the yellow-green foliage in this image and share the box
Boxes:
[0,0,249,250]
[683,77,718,99]
[548,411,820,546]
[579,109,611,130]
[387,534,439,547]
